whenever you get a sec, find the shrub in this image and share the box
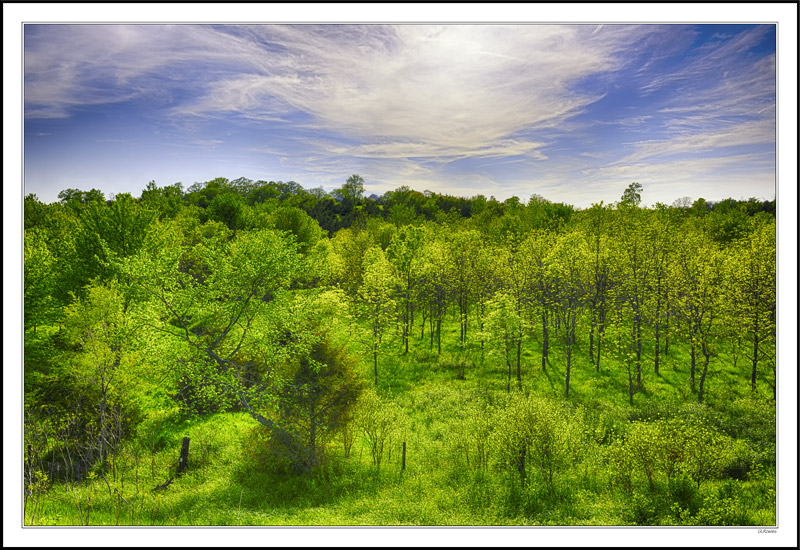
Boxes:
[490,394,582,485]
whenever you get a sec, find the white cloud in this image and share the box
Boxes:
[25,24,642,153]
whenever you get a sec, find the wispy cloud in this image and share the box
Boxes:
[23,24,776,206]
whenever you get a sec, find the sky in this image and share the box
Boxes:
[22,22,778,208]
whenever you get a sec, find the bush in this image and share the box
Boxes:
[490,394,583,485]
[356,388,404,468]
[263,338,363,473]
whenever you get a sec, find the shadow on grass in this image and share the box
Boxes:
[183,454,395,523]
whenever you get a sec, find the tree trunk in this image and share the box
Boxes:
[541,310,549,371]
[751,313,760,391]
[635,311,642,388]
[436,317,442,355]
[698,341,711,403]
[565,340,571,399]
[516,339,522,383]
[628,362,634,405]
[589,306,596,363]
[373,343,379,387]
[654,322,660,375]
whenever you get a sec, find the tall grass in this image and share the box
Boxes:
[24,317,776,526]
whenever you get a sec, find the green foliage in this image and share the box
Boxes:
[23,180,777,527]
[270,337,364,472]
[490,394,582,485]
[356,388,404,468]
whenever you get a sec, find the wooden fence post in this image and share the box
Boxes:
[177,437,190,475]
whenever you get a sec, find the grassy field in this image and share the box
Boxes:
[22,314,776,528]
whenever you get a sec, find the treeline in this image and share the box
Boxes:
[34,174,775,237]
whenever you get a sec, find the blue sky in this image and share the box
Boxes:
[22,22,778,207]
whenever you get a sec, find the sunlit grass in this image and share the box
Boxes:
[24,314,776,526]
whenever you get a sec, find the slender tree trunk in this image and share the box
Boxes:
[516,339,522,383]
[406,297,411,354]
[373,343,379,387]
[506,341,512,393]
[664,310,670,355]
[698,340,711,403]
[627,361,634,405]
[566,310,575,399]
[541,310,549,371]
[654,322,660,375]
[596,306,605,372]
[436,317,442,355]
[373,308,379,386]
[751,313,760,391]
[595,326,603,372]
[429,304,435,348]
[635,309,642,388]
[565,339,572,399]
[589,305,596,363]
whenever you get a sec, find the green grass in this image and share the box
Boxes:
[23,315,777,526]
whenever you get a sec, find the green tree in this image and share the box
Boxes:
[547,232,589,398]
[356,387,403,469]
[24,229,57,334]
[482,291,525,392]
[207,192,249,234]
[491,394,582,485]
[727,219,776,394]
[620,182,643,207]
[357,246,397,386]
[386,225,425,354]
[63,280,139,472]
[124,228,306,431]
[333,174,365,206]
[676,232,725,402]
[520,230,557,372]
[272,337,364,471]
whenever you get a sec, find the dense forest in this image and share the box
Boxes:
[23,176,777,526]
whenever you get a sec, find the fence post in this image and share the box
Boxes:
[177,437,190,475]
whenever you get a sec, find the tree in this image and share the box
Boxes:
[123,228,307,434]
[333,174,365,206]
[357,246,397,386]
[356,387,403,469]
[207,192,249,234]
[272,337,363,472]
[727,219,776,394]
[447,229,483,349]
[482,291,525,392]
[520,230,557,372]
[73,193,158,291]
[620,182,643,207]
[491,394,582,485]
[547,232,588,398]
[613,204,652,393]
[271,206,325,254]
[63,280,139,474]
[580,203,614,371]
[676,232,724,403]
[386,225,425,354]
[24,229,56,334]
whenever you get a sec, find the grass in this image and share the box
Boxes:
[23,313,777,527]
